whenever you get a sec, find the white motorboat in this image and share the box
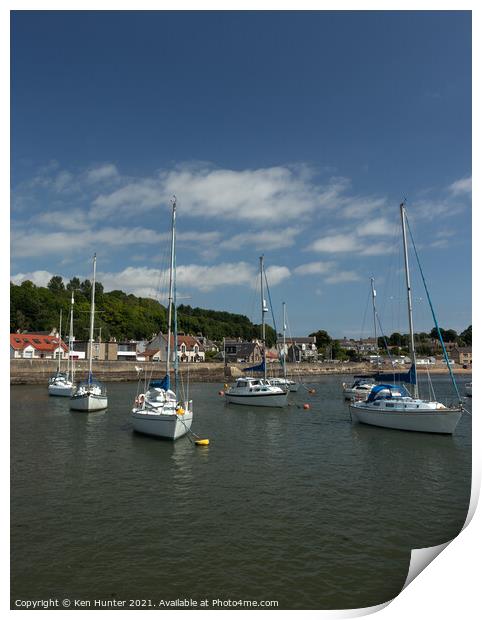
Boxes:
[70,255,108,412]
[349,201,463,434]
[225,377,288,407]
[342,377,376,400]
[224,256,288,409]
[465,382,472,397]
[349,384,462,434]
[131,197,193,440]
[269,377,299,392]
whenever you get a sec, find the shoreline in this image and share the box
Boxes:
[10,359,472,385]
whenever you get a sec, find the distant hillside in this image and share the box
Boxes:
[10,278,276,345]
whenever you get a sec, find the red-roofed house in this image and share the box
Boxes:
[10,333,68,360]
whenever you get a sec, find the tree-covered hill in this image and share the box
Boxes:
[10,278,275,344]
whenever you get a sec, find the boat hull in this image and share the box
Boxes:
[48,383,74,397]
[131,409,193,440]
[349,405,462,434]
[225,392,288,408]
[70,394,108,411]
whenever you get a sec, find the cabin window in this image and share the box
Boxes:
[385,403,394,408]
[238,381,247,387]
[373,402,380,406]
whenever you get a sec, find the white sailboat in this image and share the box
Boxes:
[70,255,108,411]
[342,278,378,399]
[225,256,288,408]
[270,302,299,392]
[349,202,462,434]
[131,197,193,439]
[48,308,75,397]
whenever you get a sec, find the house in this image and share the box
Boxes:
[10,333,68,360]
[137,348,162,362]
[224,339,263,364]
[143,332,205,363]
[196,335,219,352]
[453,346,472,366]
[279,337,318,363]
[72,340,118,361]
[117,341,138,361]
[338,337,377,353]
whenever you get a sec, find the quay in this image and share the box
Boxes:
[10,359,472,385]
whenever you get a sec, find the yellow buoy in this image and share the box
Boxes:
[195,439,210,446]
[176,407,185,415]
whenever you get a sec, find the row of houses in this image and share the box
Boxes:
[10,331,321,364]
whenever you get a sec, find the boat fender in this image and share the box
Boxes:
[136,393,145,406]
[176,406,185,415]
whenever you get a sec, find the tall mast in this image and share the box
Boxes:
[88,254,97,385]
[69,291,74,383]
[260,255,267,381]
[57,309,63,373]
[166,197,176,382]
[370,277,379,367]
[282,301,287,379]
[400,201,418,397]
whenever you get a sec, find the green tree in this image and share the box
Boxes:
[47,276,65,293]
[309,330,332,349]
[459,325,472,346]
[66,277,81,292]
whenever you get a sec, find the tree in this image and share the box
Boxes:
[309,330,332,349]
[47,276,65,293]
[66,277,81,291]
[459,325,472,346]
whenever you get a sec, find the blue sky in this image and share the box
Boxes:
[10,10,472,338]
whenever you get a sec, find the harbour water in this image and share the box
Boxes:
[11,375,471,609]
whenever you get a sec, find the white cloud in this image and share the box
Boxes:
[86,164,119,184]
[449,176,471,195]
[294,261,335,275]
[220,227,302,251]
[340,196,387,219]
[11,270,56,287]
[324,270,360,284]
[309,234,362,253]
[357,218,397,237]
[95,261,290,296]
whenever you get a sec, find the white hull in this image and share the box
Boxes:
[48,383,74,397]
[225,392,288,408]
[349,405,462,434]
[70,394,108,411]
[131,408,193,440]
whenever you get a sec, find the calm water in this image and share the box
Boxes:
[11,375,472,609]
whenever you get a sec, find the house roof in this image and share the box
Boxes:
[279,337,316,345]
[140,348,161,358]
[10,333,68,352]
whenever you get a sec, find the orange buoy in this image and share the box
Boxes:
[303,403,310,410]
[218,390,225,396]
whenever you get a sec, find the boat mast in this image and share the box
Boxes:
[400,201,419,397]
[166,197,176,385]
[260,255,267,381]
[69,291,75,383]
[88,254,97,386]
[370,277,379,367]
[57,309,63,374]
[282,301,287,379]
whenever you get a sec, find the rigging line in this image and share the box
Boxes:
[375,311,394,365]
[263,268,278,337]
[405,215,462,404]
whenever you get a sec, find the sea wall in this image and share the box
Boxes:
[10,359,471,385]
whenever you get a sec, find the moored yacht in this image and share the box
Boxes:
[342,376,376,400]
[349,201,463,435]
[70,254,108,412]
[49,292,76,397]
[225,377,288,407]
[131,197,193,439]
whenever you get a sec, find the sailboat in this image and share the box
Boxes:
[48,307,75,397]
[70,254,108,411]
[342,278,378,400]
[270,302,299,392]
[131,197,193,440]
[349,202,463,434]
[225,257,288,408]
